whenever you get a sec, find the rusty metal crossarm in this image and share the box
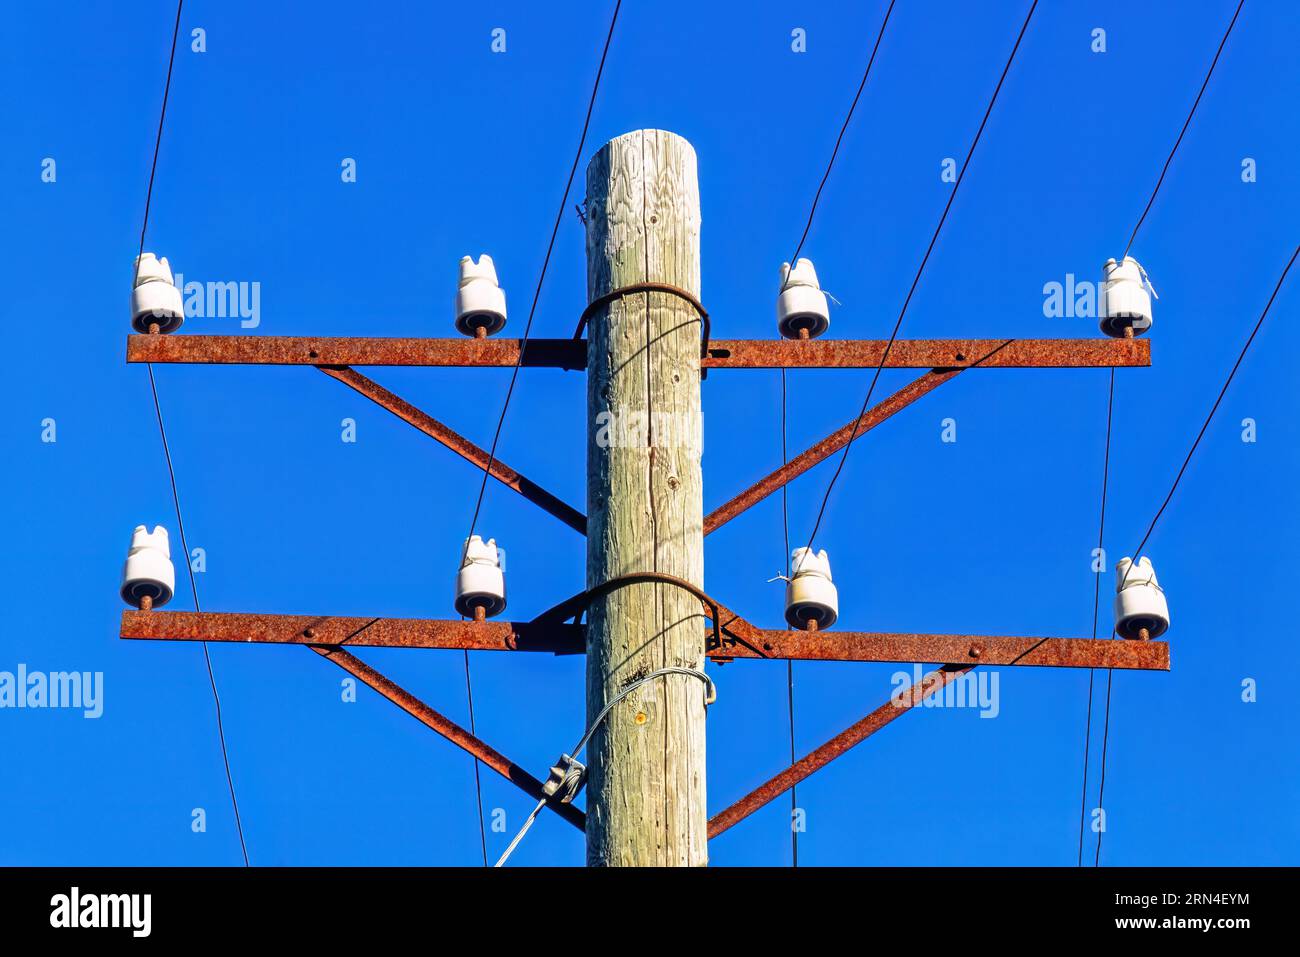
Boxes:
[120,610,585,653]
[127,334,1148,370]
[121,610,1167,670]
[318,365,586,534]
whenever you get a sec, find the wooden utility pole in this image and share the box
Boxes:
[583,129,706,866]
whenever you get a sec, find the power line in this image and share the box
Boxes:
[135,0,251,867]
[800,0,1039,555]
[1076,367,1114,867]
[1095,243,1299,865]
[464,0,622,544]
[1122,0,1246,258]
[462,649,488,867]
[784,0,896,270]
[146,368,250,866]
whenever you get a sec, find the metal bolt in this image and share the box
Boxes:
[148,322,160,335]
[139,594,153,612]
[805,619,819,633]
[473,605,486,623]
[304,627,315,639]
[798,327,810,341]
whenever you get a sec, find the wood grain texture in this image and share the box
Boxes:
[584,130,706,866]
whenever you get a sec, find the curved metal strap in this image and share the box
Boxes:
[573,282,711,359]
[532,571,723,651]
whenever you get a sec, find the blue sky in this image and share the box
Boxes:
[3,0,1297,866]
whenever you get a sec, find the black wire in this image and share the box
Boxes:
[784,0,896,271]
[135,0,251,868]
[464,0,622,544]
[1122,0,1246,259]
[1076,368,1114,866]
[1093,666,1115,866]
[800,0,1039,556]
[146,369,251,867]
[1094,243,1298,866]
[1127,243,1298,566]
[462,649,488,867]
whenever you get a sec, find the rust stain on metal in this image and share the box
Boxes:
[705,370,961,535]
[128,335,1148,371]
[120,610,585,654]
[127,334,587,369]
[707,664,973,839]
[310,645,585,832]
[319,365,586,533]
[722,629,1168,670]
[701,337,1149,369]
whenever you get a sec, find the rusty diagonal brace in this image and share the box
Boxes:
[309,644,585,832]
[707,664,974,839]
[317,364,587,534]
[705,368,960,535]
[708,626,1127,838]
[328,361,961,540]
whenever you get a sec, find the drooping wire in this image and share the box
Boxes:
[1076,368,1114,866]
[784,0,896,270]
[1094,244,1299,866]
[799,0,1039,556]
[463,0,622,545]
[455,0,621,864]
[1122,0,1246,259]
[135,0,250,868]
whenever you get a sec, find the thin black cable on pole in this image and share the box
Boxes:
[800,0,1039,555]
[1076,367,1114,867]
[135,0,251,867]
[1122,0,1246,259]
[1095,243,1299,866]
[458,0,621,861]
